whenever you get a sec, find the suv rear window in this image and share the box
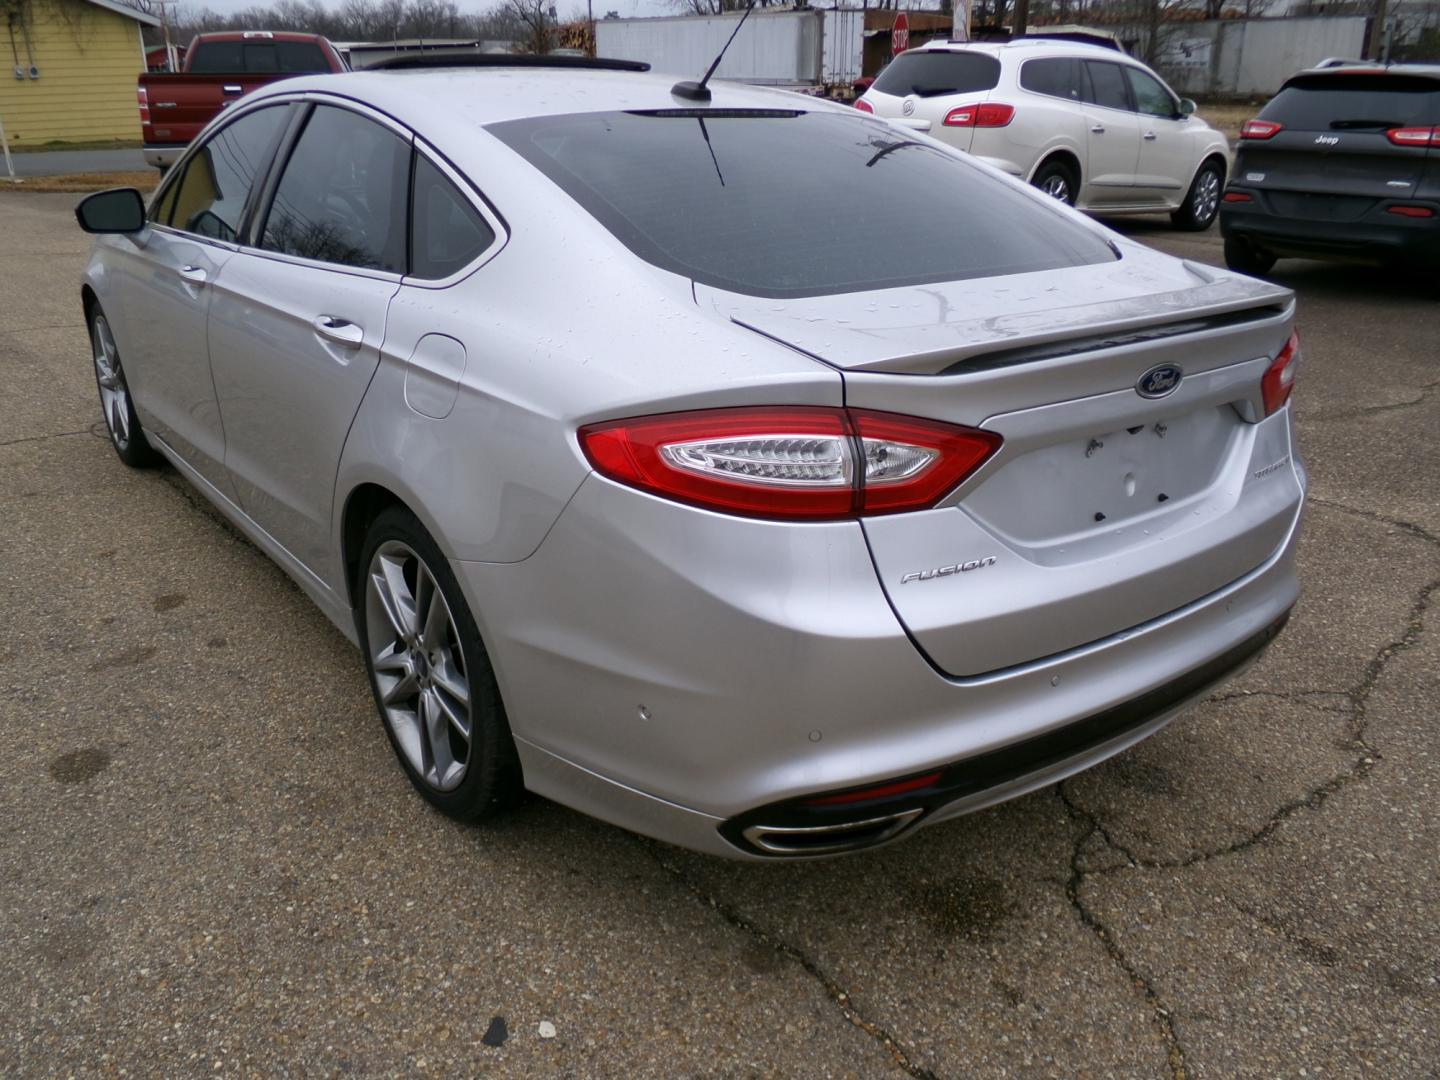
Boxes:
[490,110,1116,298]
[189,40,330,73]
[872,51,1001,98]
[1261,74,1440,131]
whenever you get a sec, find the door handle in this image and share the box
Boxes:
[1090,124,1105,134]
[312,316,364,349]
[1143,131,1158,141]
[178,265,207,286]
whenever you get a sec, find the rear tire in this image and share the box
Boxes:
[88,304,163,469]
[1171,160,1224,231]
[1224,236,1277,276]
[357,506,523,821]
[1031,159,1079,207]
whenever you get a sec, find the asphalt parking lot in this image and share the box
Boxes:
[2,190,1436,1078]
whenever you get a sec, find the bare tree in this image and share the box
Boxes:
[506,0,551,52]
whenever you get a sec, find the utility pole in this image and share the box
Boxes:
[1366,0,1389,60]
[1012,0,1028,36]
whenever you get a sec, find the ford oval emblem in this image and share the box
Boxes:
[1136,363,1183,399]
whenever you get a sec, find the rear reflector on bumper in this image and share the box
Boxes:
[719,610,1292,856]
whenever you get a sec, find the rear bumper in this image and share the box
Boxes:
[142,145,185,169]
[452,424,1305,859]
[1221,193,1440,265]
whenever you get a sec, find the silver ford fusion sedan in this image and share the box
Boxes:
[76,57,1305,858]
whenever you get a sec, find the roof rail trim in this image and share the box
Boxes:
[368,52,650,72]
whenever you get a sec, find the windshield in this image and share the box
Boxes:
[489,109,1116,298]
[1262,75,1440,131]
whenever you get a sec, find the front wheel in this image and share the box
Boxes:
[357,506,523,820]
[1224,236,1277,276]
[89,306,163,468]
[1031,159,1079,207]
[1172,161,1224,231]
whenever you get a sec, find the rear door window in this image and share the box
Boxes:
[1260,75,1440,131]
[490,109,1116,298]
[872,51,1002,98]
[165,104,288,240]
[260,105,411,272]
[1020,57,1083,101]
[1084,61,1132,111]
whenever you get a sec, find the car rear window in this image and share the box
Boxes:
[1261,74,1440,131]
[489,109,1116,298]
[189,40,330,73]
[871,51,1001,98]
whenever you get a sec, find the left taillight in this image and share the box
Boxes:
[1262,331,1300,417]
[854,98,874,113]
[137,85,151,126]
[579,406,1002,521]
[943,102,1015,128]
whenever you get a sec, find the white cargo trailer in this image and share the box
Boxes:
[595,8,865,89]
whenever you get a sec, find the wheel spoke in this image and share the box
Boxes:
[380,670,419,706]
[420,575,450,652]
[431,679,471,742]
[422,689,459,783]
[431,656,470,710]
[372,641,409,673]
[372,555,417,641]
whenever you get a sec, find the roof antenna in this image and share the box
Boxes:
[671,0,758,103]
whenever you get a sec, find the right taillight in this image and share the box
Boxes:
[1240,119,1283,140]
[137,85,151,126]
[579,406,1001,521]
[943,102,1015,128]
[854,99,874,113]
[1262,332,1300,417]
[1386,125,1439,147]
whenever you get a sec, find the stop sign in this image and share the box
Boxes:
[892,12,910,55]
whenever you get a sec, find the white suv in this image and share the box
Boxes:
[857,40,1230,230]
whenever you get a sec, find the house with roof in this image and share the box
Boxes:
[1,0,157,148]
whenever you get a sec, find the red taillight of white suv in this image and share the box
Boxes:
[1261,332,1300,416]
[580,406,1002,520]
[943,103,1015,128]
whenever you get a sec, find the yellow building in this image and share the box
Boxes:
[0,0,156,147]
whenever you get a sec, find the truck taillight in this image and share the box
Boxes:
[579,407,1001,521]
[1240,119,1282,140]
[1262,332,1300,417]
[943,103,1015,128]
[137,85,150,124]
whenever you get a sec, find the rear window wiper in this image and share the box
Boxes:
[1329,118,1403,129]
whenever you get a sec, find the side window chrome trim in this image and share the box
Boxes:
[402,137,510,290]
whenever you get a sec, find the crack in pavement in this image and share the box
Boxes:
[1056,502,1437,1078]
[1059,785,1188,1080]
[637,839,940,1080]
[0,428,93,448]
[1300,379,1439,423]
[1308,496,1439,547]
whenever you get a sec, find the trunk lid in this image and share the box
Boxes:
[702,246,1301,677]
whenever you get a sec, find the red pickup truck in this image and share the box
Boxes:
[139,31,347,170]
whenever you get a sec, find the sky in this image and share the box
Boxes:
[183,0,679,19]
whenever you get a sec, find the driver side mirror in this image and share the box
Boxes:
[75,188,147,234]
[1178,98,1197,117]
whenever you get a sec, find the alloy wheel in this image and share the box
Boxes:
[1041,174,1071,203]
[92,316,131,449]
[364,540,473,791]
[1193,168,1221,224]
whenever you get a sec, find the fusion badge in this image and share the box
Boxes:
[901,555,997,585]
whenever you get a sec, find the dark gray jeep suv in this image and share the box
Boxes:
[1220,65,1440,274]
